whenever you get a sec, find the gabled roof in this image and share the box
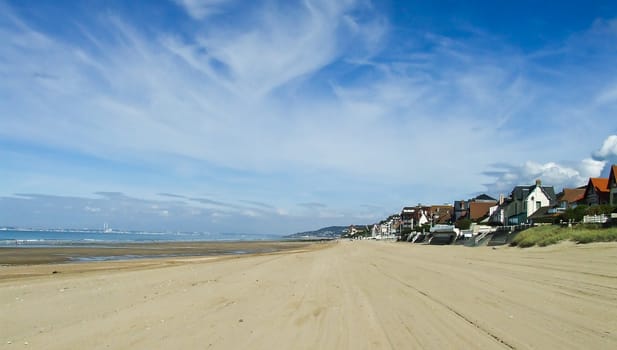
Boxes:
[540,186,557,203]
[558,188,586,204]
[609,165,617,187]
[511,186,530,200]
[474,194,496,202]
[468,201,494,221]
[583,177,610,205]
[588,178,609,193]
[511,184,556,202]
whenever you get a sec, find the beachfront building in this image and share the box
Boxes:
[609,165,617,205]
[488,195,510,225]
[400,207,416,231]
[372,215,400,239]
[555,187,586,211]
[371,224,380,238]
[429,205,453,225]
[400,206,429,230]
[504,180,556,225]
[453,194,497,222]
[349,225,369,237]
[584,177,610,205]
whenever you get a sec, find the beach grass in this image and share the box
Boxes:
[511,224,617,247]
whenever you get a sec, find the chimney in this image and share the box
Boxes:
[499,193,504,205]
[535,179,542,186]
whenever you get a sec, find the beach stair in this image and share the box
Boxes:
[486,224,534,246]
[412,233,427,243]
[428,232,457,245]
[464,231,493,247]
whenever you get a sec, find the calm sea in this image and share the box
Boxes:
[0,229,282,247]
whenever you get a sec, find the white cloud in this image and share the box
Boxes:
[484,135,616,195]
[592,134,617,176]
[593,135,617,160]
[579,158,607,178]
[173,0,232,19]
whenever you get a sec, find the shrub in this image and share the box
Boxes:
[455,218,472,230]
[586,205,616,216]
[562,205,588,222]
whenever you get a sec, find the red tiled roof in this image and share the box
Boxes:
[589,178,609,193]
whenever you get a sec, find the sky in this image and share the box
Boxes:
[1,0,617,234]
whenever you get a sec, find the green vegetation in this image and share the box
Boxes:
[511,225,617,247]
[561,205,617,223]
[561,205,588,222]
[454,218,472,230]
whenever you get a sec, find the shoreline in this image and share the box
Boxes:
[0,240,325,267]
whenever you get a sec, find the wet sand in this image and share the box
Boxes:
[1,240,616,349]
[0,241,320,280]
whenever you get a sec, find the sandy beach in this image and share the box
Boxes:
[0,241,318,267]
[1,240,616,349]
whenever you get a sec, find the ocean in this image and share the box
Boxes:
[0,229,283,247]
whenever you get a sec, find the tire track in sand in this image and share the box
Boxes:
[369,262,516,350]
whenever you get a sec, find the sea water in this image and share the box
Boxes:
[0,229,282,247]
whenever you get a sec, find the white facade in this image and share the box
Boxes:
[523,185,551,218]
[417,211,429,226]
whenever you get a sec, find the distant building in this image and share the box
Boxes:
[400,205,429,230]
[429,205,453,224]
[488,194,510,225]
[453,194,496,222]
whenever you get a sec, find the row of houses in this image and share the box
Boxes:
[371,164,617,235]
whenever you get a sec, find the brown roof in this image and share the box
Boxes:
[558,188,585,204]
[468,201,495,221]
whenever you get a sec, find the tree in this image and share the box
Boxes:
[562,205,588,222]
[455,218,472,230]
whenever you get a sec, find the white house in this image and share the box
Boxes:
[506,179,556,224]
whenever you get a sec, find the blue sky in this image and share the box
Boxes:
[1,0,617,234]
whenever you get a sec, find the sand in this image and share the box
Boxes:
[1,240,616,349]
[0,241,317,269]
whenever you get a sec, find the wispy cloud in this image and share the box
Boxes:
[173,0,233,19]
[1,1,616,232]
[298,202,327,209]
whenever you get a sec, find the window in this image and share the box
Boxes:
[536,201,541,210]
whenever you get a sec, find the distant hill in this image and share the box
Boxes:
[285,226,348,239]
